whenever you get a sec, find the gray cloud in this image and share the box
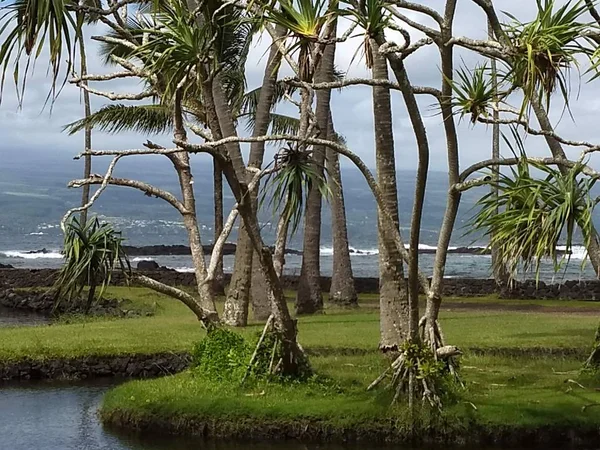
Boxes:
[2,1,600,175]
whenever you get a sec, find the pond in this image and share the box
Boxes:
[1,381,596,450]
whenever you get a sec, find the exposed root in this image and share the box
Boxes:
[242,315,310,381]
[368,341,457,409]
[583,324,600,370]
[420,316,464,387]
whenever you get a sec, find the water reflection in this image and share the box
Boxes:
[0,381,594,450]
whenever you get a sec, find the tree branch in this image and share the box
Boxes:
[68,176,187,214]
[134,275,218,326]
[391,0,444,25]
[60,156,122,231]
[74,82,156,101]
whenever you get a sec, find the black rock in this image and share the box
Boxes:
[0,263,14,269]
[137,260,160,271]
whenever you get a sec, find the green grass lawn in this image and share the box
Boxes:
[2,286,600,441]
[0,287,598,361]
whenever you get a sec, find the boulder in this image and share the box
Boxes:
[136,260,160,271]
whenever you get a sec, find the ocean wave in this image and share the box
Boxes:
[28,232,45,236]
[132,257,157,262]
[556,245,588,260]
[1,250,63,259]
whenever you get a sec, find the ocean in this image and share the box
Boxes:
[0,150,596,282]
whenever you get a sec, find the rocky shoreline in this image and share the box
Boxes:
[0,288,154,318]
[0,353,190,381]
[2,267,600,300]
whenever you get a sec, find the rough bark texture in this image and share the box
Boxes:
[375,32,430,343]
[212,158,225,295]
[171,92,217,317]
[227,29,284,324]
[77,26,92,225]
[326,117,357,307]
[371,39,409,351]
[530,97,600,276]
[295,30,337,315]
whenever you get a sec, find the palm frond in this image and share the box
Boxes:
[469,127,596,283]
[0,0,78,105]
[63,103,173,135]
[261,144,331,235]
[54,217,131,310]
[502,0,594,113]
[449,63,496,123]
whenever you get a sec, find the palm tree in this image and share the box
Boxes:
[54,218,130,313]
[326,120,357,307]
[295,16,338,315]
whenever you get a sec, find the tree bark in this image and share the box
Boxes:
[226,27,284,324]
[326,116,357,307]
[488,21,509,288]
[171,90,218,317]
[530,97,600,276]
[374,33,430,344]
[77,24,92,225]
[424,2,461,344]
[296,26,338,315]
[370,39,409,351]
[212,158,225,295]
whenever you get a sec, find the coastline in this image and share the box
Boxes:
[2,267,600,300]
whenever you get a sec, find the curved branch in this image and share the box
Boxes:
[75,82,156,101]
[459,157,600,182]
[68,176,187,214]
[134,275,218,326]
[391,0,444,25]
[60,156,122,231]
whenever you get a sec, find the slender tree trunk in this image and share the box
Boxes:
[374,33,430,344]
[326,116,357,307]
[226,28,284,324]
[77,24,92,225]
[488,21,509,288]
[213,158,225,295]
[530,97,600,276]
[370,39,409,351]
[172,90,218,316]
[220,155,307,376]
[296,27,338,315]
[424,3,461,345]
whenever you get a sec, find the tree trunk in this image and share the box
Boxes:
[77,24,92,225]
[488,21,509,288]
[220,159,307,376]
[296,27,338,315]
[370,39,409,351]
[326,117,357,307]
[423,6,461,345]
[374,33,429,344]
[212,158,225,295]
[226,28,284,324]
[530,97,600,276]
[172,90,218,316]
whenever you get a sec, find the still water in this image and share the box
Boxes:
[0,381,596,450]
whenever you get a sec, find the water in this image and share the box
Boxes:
[0,306,48,327]
[1,155,598,281]
[0,381,593,450]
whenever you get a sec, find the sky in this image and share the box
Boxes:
[2,0,600,176]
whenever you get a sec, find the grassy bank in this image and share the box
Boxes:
[2,286,600,443]
[0,287,599,361]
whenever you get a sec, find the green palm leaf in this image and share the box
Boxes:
[63,103,173,135]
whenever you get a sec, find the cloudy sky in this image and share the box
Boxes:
[2,0,600,175]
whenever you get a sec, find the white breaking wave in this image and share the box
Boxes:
[556,245,588,261]
[28,232,45,236]
[1,250,63,259]
[173,267,196,273]
[132,257,157,262]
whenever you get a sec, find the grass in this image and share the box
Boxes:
[2,286,600,442]
[0,287,598,361]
